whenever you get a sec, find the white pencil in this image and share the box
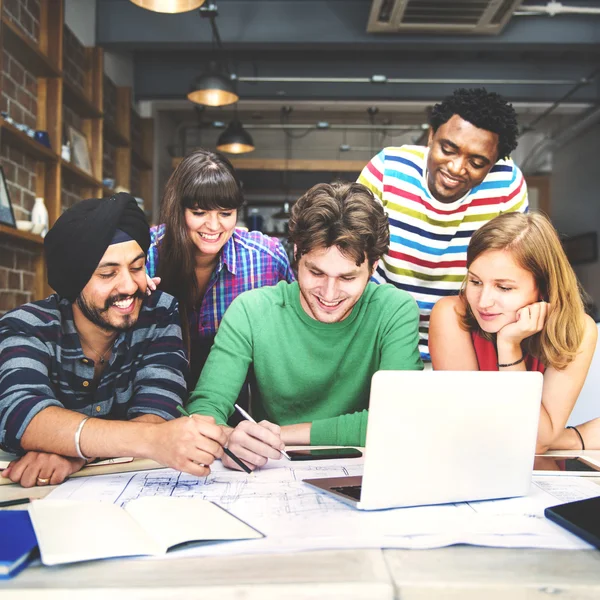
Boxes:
[234,404,291,460]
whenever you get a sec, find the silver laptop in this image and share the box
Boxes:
[304,370,543,510]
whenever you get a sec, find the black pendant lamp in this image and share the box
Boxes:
[187,62,238,107]
[217,119,254,154]
[130,0,205,13]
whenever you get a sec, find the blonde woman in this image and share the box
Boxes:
[429,211,599,452]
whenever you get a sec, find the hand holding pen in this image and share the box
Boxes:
[218,404,290,471]
[176,406,253,475]
[234,404,290,460]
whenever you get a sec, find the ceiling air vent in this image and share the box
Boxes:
[367,0,523,34]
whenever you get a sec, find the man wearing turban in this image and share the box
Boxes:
[0,193,226,487]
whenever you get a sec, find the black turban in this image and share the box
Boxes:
[44,192,150,302]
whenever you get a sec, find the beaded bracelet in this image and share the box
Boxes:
[567,425,585,451]
[497,354,525,368]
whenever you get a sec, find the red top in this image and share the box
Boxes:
[471,332,545,373]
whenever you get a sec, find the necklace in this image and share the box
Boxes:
[82,337,116,365]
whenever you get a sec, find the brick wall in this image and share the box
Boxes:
[61,179,82,213]
[0,242,36,312]
[0,0,42,313]
[2,0,41,44]
[63,25,86,93]
[1,51,38,130]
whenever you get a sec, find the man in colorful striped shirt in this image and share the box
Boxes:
[358,88,528,360]
[0,193,226,487]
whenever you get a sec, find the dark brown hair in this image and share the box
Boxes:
[157,148,244,351]
[288,182,389,269]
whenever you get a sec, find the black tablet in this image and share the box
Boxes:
[545,496,600,549]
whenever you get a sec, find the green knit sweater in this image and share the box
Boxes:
[187,281,422,446]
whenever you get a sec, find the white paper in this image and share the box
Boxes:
[47,458,600,557]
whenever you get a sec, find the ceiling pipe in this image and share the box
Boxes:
[235,76,577,86]
[516,2,600,16]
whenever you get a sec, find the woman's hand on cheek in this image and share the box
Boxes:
[497,301,549,345]
[145,274,161,296]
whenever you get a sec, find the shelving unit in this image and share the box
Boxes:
[0,0,154,310]
[0,119,59,162]
[1,15,60,78]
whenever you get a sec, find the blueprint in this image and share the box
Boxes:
[47,457,600,556]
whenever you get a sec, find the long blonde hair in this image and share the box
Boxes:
[461,212,586,370]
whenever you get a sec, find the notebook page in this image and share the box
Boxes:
[28,499,160,565]
[124,496,263,552]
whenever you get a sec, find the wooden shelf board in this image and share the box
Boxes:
[63,80,103,119]
[103,120,130,147]
[1,16,61,77]
[61,159,102,188]
[0,224,44,246]
[131,148,152,170]
[0,120,59,162]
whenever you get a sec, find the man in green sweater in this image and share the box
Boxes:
[187,182,423,470]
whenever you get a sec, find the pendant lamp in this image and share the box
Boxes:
[130,0,205,13]
[187,62,238,107]
[217,119,254,154]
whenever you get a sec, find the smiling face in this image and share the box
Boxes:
[75,240,147,332]
[184,207,237,257]
[297,245,373,324]
[427,114,499,204]
[465,249,539,334]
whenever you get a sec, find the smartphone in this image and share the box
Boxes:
[287,448,363,461]
[545,495,600,549]
[533,455,600,476]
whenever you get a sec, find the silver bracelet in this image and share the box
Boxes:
[74,417,91,461]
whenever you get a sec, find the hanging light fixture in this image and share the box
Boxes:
[188,62,238,106]
[217,119,254,154]
[130,0,205,14]
[186,2,239,107]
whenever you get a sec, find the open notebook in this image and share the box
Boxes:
[28,497,263,565]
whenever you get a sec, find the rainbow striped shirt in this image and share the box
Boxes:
[358,145,528,360]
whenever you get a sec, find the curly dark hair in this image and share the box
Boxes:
[288,182,389,269]
[429,88,519,160]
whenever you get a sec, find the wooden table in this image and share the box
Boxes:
[2,452,600,599]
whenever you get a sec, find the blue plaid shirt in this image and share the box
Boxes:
[0,291,188,453]
[147,226,295,340]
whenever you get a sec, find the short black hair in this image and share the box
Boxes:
[429,88,519,160]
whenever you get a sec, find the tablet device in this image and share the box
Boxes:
[545,496,600,549]
[533,455,600,476]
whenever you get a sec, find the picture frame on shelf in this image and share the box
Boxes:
[0,165,16,228]
[68,125,92,175]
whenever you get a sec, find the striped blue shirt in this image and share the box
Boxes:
[0,291,188,453]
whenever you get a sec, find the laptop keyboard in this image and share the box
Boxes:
[331,485,362,501]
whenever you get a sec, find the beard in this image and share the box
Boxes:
[76,290,145,332]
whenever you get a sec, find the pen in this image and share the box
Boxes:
[234,403,291,460]
[176,405,253,475]
[0,497,31,508]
